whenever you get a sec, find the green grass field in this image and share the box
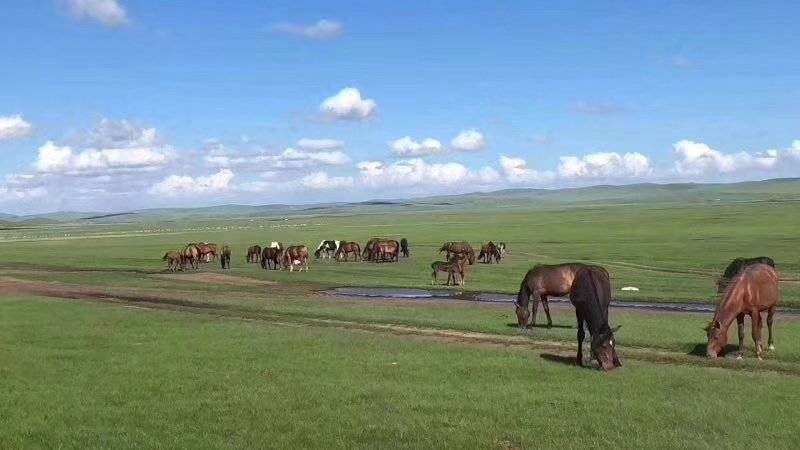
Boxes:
[2,182,800,448]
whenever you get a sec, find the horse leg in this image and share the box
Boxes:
[767,307,775,351]
[541,295,553,328]
[530,293,539,329]
[751,311,764,359]
[736,313,746,358]
[576,313,585,366]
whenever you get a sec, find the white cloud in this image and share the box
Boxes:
[0,115,33,141]
[673,140,779,175]
[296,138,344,152]
[451,129,485,152]
[81,118,159,148]
[558,152,652,180]
[301,171,354,190]
[358,159,471,188]
[320,88,377,120]
[787,141,800,161]
[151,169,234,196]
[35,141,167,175]
[499,156,551,184]
[206,146,350,170]
[272,19,343,40]
[389,136,442,157]
[65,0,129,26]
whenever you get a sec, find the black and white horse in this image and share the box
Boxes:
[314,240,340,259]
[497,242,506,257]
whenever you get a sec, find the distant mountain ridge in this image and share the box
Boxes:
[3,177,799,224]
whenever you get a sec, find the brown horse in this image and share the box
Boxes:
[362,238,382,261]
[220,245,231,269]
[707,263,779,359]
[439,242,476,265]
[282,245,309,272]
[246,245,262,263]
[260,246,282,270]
[515,263,608,329]
[197,244,217,263]
[478,241,501,264]
[570,266,621,370]
[182,244,199,270]
[335,241,361,261]
[431,256,467,286]
[370,240,400,262]
[162,251,183,272]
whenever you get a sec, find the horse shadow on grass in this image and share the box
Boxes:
[540,353,599,370]
[687,342,739,357]
[505,323,572,330]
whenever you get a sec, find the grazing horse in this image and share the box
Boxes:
[162,251,183,272]
[282,245,309,272]
[335,241,361,261]
[478,241,501,264]
[570,266,621,370]
[439,242,476,265]
[182,244,199,270]
[515,263,608,329]
[314,240,340,259]
[707,263,779,359]
[362,238,382,261]
[246,245,262,263]
[260,246,282,270]
[431,256,467,286]
[497,242,507,257]
[370,240,400,262]
[400,238,410,257]
[717,256,775,293]
[197,244,217,263]
[220,245,231,269]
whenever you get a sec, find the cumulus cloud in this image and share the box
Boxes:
[151,169,234,196]
[320,88,377,120]
[389,136,442,157]
[301,171,354,189]
[673,140,779,175]
[34,141,167,175]
[786,141,800,161]
[451,130,485,152]
[499,156,551,183]
[558,152,652,180]
[358,159,472,188]
[65,0,129,26]
[271,19,343,40]
[0,115,33,141]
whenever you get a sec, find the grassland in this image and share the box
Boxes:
[2,181,800,448]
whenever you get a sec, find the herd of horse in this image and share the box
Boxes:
[163,240,780,371]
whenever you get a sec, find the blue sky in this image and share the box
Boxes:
[0,0,799,213]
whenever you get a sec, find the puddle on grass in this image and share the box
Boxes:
[325,287,800,315]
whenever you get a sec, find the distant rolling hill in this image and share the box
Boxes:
[2,178,799,226]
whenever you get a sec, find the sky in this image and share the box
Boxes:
[0,0,799,214]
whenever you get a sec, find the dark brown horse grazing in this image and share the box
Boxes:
[261,247,282,270]
[335,241,361,261]
[717,256,775,293]
[707,263,779,359]
[163,251,183,272]
[282,245,309,272]
[570,266,621,370]
[431,255,467,286]
[246,245,262,263]
[400,238,410,258]
[478,241,501,264]
[439,242,476,265]
[370,240,400,262]
[220,245,231,269]
[515,263,608,329]
[362,238,382,261]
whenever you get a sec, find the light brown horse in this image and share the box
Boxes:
[515,263,609,329]
[371,240,400,262]
[182,244,199,270]
[162,251,183,272]
[335,241,361,261]
[282,245,309,272]
[707,263,779,359]
[260,246,282,270]
[439,242,476,265]
[362,238,382,261]
[246,245,262,263]
[197,244,217,263]
[478,241,501,264]
[570,266,621,370]
[431,255,467,286]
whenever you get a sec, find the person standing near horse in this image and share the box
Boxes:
[707,263,779,359]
